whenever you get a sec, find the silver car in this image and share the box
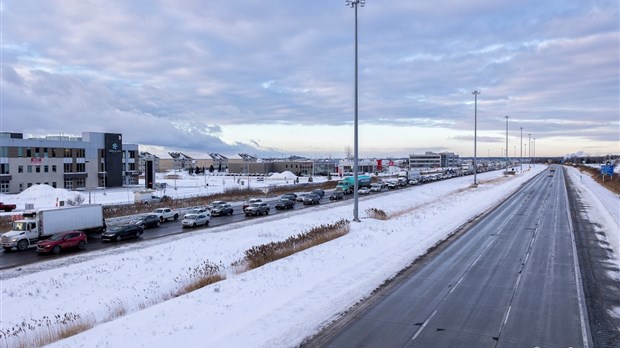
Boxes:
[181,213,210,228]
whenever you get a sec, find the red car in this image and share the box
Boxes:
[37,231,87,254]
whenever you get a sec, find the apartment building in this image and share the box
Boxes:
[0,132,138,194]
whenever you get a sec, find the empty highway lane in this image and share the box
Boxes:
[312,168,591,347]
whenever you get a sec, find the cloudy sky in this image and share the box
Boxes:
[1,0,618,159]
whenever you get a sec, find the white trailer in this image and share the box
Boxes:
[1,205,106,251]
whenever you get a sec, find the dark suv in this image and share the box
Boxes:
[244,202,270,216]
[211,203,233,216]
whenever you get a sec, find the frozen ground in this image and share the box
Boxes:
[0,164,617,347]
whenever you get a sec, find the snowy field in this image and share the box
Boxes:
[0,171,320,212]
[0,165,618,347]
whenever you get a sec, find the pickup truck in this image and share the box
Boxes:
[0,202,16,212]
[152,208,179,222]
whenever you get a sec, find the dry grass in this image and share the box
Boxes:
[174,261,226,296]
[365,208,388,220]
[574,165,620,194]
[234,219,350,271]
[0,313,95,348]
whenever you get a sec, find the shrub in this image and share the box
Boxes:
[366,207,388,220]
[174,261,226,296]
[237,219,350,271]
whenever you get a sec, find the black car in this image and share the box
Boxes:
[211,203,233,216]
[101,224,144,242]
[275,198,295,210]
[303,193,321,205]
[129,214,161,228]
[329,191,344,200]
[311,189,325,198]
[281,193,297,201]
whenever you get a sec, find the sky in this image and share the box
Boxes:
[0,166,617,347]
[1,0,618,159]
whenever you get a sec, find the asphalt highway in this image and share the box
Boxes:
[312,168,592,347]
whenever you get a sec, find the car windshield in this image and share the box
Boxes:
[107,226,124,232]
[184,214,197,219]
[214,204,225,209]
[249,203,260,208]
[153,209,164,213]
[49,233,66,241]
[12,222,30,231]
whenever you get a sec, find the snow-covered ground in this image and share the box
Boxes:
[0,165,617,348]
[0,170,315,212]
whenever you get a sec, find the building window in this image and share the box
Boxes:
[27,183,32,188]
[43,148,49,158]
[27,165,33,173]
[64,179,73,190]
[18,165,23,173]
[27,148,32,157]
[64,163,73,173]
[0,147,7,157]
[64,148,71,158]
[75,178,85,188]
[35,166,41,173]
[0,181,8,193]
[76,163,85,172]
[18,147,23,158]
[0,164,9,174]
[51,148,57,158]
[52,165,57,172]
[35,147,40,157]
[44,165,49,173]
[52,182,57,188]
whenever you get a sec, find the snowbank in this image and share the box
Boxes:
[269,171,297,180]
[0,184,86,210]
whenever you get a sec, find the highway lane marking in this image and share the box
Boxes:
[562,168,592,348]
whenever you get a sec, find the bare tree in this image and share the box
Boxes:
[344,146,353,160]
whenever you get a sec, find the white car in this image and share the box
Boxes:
[181,213,210,228]
[370,184,382,192]
[358,187,371,195]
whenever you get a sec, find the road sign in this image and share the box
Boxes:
[601,165,614,176]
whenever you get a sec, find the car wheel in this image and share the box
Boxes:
[135,231,140,238]
[206,220,209,227]
[156,221,161,227]
[78,240,86,250]
[52,245,62,254]
[229,211,233,216]
[266,209,269,215]
[17,239,29,251]
[174,214,179,221]
[192,223,196,227]
[116,235,122,242]
[159,216,164,223]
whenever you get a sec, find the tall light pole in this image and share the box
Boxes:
[346,0,365,222]
[520,127,523,173]
[528,133,531,165]
[533,137,536,164]
[472,91,480,186]
[505,115,509,173]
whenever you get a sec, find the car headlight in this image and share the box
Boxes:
[11,237,18,242]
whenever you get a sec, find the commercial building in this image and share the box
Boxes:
[409,152,459,169]
[0,132,138,194]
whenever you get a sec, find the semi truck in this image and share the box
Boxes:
[336,175,371,194]
[397,170,421,184]
[1,205,106,251]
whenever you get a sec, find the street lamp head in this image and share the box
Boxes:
[345,0,365,7]
[472,90,480,96]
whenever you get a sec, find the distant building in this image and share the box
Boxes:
[0,131,138,193]
[168,152,194,170]
[409,152,459,169]
[208,153,229,172]
[138,152,160,174]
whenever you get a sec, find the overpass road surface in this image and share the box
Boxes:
[308,167,593,347]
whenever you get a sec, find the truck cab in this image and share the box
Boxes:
[1,220,39,251]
